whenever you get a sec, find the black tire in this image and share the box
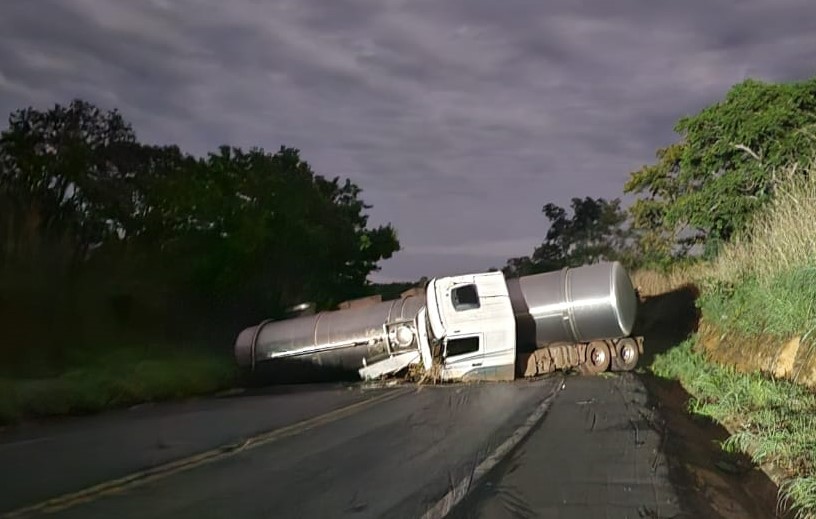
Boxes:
[581,341,611,375]
[611,338,640,371]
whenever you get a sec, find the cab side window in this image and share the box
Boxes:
[451,284,480,311]
[446,336,480,357]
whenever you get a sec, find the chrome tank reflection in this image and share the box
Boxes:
[235,294,426,372]
[507,261,637,346]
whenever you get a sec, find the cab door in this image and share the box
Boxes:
[434,272,516,380]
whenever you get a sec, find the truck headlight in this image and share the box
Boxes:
[394,325,414,347]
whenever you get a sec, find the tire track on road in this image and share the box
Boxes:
[420,376,564,519]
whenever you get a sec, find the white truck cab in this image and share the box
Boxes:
[424,271,517,381]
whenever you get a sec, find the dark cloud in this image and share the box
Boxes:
[1,0,815,282]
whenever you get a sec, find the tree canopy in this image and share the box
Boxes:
[0,99,399,372]
[625,77,816,261]
[504,196,634,277]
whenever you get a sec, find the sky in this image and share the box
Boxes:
[1,0,815,282]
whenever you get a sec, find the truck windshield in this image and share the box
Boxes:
[451,284,480,311]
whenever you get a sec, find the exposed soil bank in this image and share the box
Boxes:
[632,279,790,517]
[697,319,816,389]
[642,373,790,518]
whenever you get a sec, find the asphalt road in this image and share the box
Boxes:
[0,378,560,519]
[0,373,773,519]
[0,382,377,514]
[450,374,682,519]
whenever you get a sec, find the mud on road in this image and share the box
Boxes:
[449,372,785,519]
[643,373,791,519]
[0,371,786,519]
[450,280,787,519]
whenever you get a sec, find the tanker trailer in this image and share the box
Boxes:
[234,291,429,382]
[234,261,644,383]
[506,260,643,378]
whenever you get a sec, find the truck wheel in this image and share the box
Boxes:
[581,341,611,375]
[612,338,639,371]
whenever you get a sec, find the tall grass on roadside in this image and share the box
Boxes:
[712,162,816,283]
[0,348,237,426]
[697,162,816,339]
[631,268,700,297]
[653,340,816,519]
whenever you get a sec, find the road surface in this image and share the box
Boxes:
[450,374,681,518]
[0,374,781,519]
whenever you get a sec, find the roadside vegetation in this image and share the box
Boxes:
[5,72,816,518]
[652,340,816,518]
[698,163,816,341]
[0,100,407,425]
[506,76,816,516]
[645,164,816,518]
[620,76,816,517]
[0,347,236,425]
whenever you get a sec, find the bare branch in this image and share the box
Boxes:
[733,144,763,163]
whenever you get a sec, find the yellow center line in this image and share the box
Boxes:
[2,387,411,518]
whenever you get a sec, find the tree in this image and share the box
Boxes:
[179,145,400,317]
[0,99,140,270]
[0,99,400,371]
[625,77,816,259]
[504,197,634,277]
[624,142,698,267]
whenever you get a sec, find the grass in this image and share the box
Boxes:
[642,162,816,518]
[0,348,237,426]
[631,265,703,297]
[699,266,816,340]
[696,162,816,340]
[651,340,816,519]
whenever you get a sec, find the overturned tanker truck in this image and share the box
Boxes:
[234,261,644,383]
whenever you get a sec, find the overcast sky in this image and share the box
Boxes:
[1,1,815,282]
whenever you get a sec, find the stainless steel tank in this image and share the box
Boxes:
[507,261,637,347]
[235,294,426,373]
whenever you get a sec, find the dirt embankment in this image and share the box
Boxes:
[697,321,816,388]
[632,280,701,363]
[632,269,816,388]
[643,373,790,519]
[633,281,793,518]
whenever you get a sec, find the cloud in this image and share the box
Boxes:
[1,0,815,281]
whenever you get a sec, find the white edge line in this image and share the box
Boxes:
[420,377,564,519]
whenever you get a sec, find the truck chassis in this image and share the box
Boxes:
[518,336,645,378]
